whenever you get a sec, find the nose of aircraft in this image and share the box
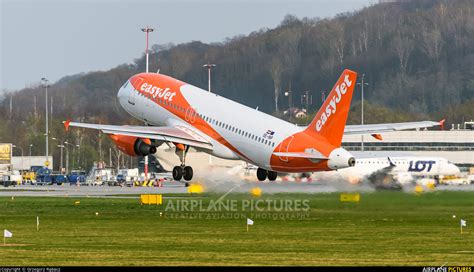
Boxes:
[117,80,129,108]
[446,163,461,176]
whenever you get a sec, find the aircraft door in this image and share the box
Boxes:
[185,107,197,123]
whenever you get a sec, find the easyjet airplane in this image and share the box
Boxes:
[64,69,441,184]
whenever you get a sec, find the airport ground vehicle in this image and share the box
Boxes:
[2,175,12,187]
[86,166,115,186]
[67,170,86,185]
[21,170,36,184]
[51,173,67,185]
[108,174,126,186]
[30,165,44,173]
[118,168,139,181]
[9,170,23,185]
[35,167,52,185]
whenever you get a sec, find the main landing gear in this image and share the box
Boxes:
[257,168,278,181]
[172,145,193,186]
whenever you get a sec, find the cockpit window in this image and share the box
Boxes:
[123,81,129,88]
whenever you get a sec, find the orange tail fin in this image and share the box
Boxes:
[304,69,357,147]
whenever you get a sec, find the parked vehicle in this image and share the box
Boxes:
[117,168,139,183]
[35,167,52,185]
[20,170,36,184]
[2,175,12,187]
[51,174,67,185]
[108,174,126,186]
[86,166,115,186]
[9,170,23,185]
[67,170,86,185]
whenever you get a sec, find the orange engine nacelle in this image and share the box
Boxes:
[108,135,157,157]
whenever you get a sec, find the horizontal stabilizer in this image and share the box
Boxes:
[344,121,441,135]
[272,151,327,160]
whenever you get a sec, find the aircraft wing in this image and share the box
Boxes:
[344,120,443,135]
[64,121,213,150]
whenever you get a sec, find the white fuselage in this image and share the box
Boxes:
[332,156,460,184]
[117,79,303,170]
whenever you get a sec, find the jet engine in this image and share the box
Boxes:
[108,134,156,157]
[327,147,356,170]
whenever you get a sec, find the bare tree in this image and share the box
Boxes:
[270,57,283,112]
[331,21,345,66]
[422,28,443,63]
[112,147,123,171]
[268,25,302,112]
[392,25,414,75]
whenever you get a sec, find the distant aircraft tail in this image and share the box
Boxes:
[304,69,357,147]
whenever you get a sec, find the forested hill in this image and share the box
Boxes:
[1,0,474,153]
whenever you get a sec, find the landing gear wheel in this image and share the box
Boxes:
[257,168,268,181]
[172,166,183,181]
[267,171,278,181]
[183,166,193,181]
[184,182,190,187]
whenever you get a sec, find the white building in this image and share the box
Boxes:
[11,156,54,171]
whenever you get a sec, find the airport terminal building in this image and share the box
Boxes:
[342,129,474,169]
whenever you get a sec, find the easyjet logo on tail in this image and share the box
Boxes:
[315,74,353,131]
[140,83,176,101]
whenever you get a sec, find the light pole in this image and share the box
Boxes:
[52,137,64,173]
[202,63,216,93]
[12,145,23,157]
[58,144,64,173]
[41,78,50,167]
[12,145,24,170]
[301,91,313,125]
[29,144,33,170]
[357,74,369,151]
[284,89,293,122]
[64,141,78,174]
[76,144,81,170]
[141,26,154,73]
[203,63,216,165]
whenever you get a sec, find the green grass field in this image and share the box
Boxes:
[0,191,473,266]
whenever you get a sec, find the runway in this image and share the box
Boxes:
[1,181,473,197]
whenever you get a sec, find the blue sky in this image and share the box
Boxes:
[1,0,373,91]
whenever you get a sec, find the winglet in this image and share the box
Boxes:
[63,119,71,132]
[371,134,383,141]
[438,119,445,130]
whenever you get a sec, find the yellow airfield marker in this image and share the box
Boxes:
[188,183,204,194]
[250,187,262,197]
[340,193,360,202]
[140,194,163,205]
